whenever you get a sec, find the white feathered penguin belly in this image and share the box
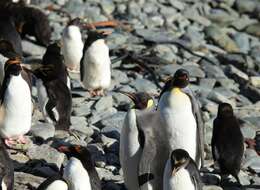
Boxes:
[82,39,111,90]
[159,90,197,160]
[0,75,32,138]
[61,25,83,70]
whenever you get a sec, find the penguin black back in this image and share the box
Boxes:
[0,57,22,105]
[58,145,101,190]
[212,103,244,182]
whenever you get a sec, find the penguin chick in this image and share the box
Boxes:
[163,149,202,190]
[0,57,32,147]
[61,18,84,73]
[0,139,14,190]
[36,174,68,190]
[80,30,111,96]
[58,145,101,190]
[119,92,154,190]
[211,103,244,185]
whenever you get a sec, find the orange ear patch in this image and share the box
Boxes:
[6,58,21,65]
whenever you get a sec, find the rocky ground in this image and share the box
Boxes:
[9,0,260,189]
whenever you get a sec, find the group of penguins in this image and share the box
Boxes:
[0,0,245,190]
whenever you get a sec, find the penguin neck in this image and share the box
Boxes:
[65,25,82,40]
[169,88,192,111]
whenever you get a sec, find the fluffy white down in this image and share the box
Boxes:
[82,39,111,90]
[158,89,197,160]
[0,74,32,138]
[163,160,195,190]
[120,109,141,190]
[61,25,83,71]
[45,180,68,190]
[63,157,91,190]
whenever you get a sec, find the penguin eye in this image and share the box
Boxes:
[74,145,82,153]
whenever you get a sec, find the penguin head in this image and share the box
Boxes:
[4,57,22,76]
[58,145,92,164]
[67,17,82,27]
[45,42,62,55]
[170,149,190,176]
[119,91,154,110]
[172,69,189,88]
[217,103,234,118]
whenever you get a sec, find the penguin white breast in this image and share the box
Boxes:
[0,74,32,138]
[61,26,83,70]
[82,39,111,89]
[158,90,197,160]
[163,160,195,190]
[120,109,141,190]
[45,180,68,190]
[63,157,91,190]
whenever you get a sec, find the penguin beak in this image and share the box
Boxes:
[118,91,137,103]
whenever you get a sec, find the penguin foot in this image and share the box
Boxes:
[4,138,17,147]
[90,89,104,97]
[17,135,27,144]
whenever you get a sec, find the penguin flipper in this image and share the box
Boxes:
[182,87,204,167]
[186,160,203,190]
[36,174,66,190]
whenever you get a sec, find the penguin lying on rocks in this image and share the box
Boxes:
[211,103,244,185]
[119,92,154,190]
[163,149,202,190]
[0,57,32,147]
[80,30,111,96]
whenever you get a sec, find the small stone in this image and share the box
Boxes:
[203,185,223,190]
[233,32,250,53]
[94,96,113,111]
[14,172,45,190]
[130,78,158,94]
[27,144,65,169]
[235,0,257,13]
[250,76,260,88]
[205,25,240,52]
[100,0,115,15]
[245,23,260,38]
[30,122,55,141]
[101,112,126,140]
[225,65,249,84]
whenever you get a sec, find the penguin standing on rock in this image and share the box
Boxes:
[58,145,101,190]
[34,43,72,130]
[0,57,32,147]
[80,30,111,96]
[211,103,244,185]
[61,18,84,73]
[163,149,202,190]
[157,69,204,167]
[119,92,154,190]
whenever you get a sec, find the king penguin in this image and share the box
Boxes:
[211,103,244,185]
[34,43,72,130]
[0,57,32,147]
[80,30,111,96]
[58,145,101,190]
[61,18,84,73]
[119,92,154,190]
[163,149,202,190]
[0,139,14,190]
[157,69,204,167]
